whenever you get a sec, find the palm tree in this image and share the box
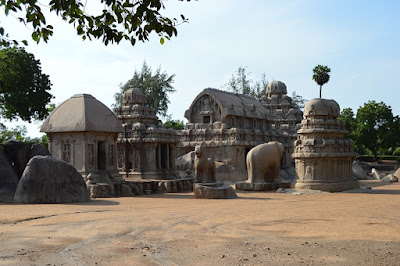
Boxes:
[312,65,331,98]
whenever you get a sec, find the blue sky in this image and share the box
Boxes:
[1,0,399,137]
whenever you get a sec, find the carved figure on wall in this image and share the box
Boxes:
[194,143,216,183]
[118,149,124,170]
[88,144,94,166]
[246,141,284,183]
[108,144,114,166]
[63,143,71,164]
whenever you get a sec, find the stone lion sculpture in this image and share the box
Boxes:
[246,141,284,183]
[194,143,216,183]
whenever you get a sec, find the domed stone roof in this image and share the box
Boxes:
[304,98,340,118]
[265,81,287,96]
[123,88,146,105]
[40,94,123,133]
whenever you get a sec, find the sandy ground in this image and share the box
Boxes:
[1,180,400,266]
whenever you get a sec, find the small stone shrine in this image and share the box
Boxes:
[41,94,123,181]
[113,88,179,180]
[292,98,359,192]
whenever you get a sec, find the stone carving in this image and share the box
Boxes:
[246,141,284,183]
[88,144,94,166]
[236,141,291,191]
[293,98,359,192]
[118,148,124,170]
[63,143,71,163]
[194,143,216,183]
[192,143,237,199]
[178,82,302,182]
[108,144,114,166]
[14,155,90,204]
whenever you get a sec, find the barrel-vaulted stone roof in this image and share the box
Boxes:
[41,94,123,133]
[184,88,270,121]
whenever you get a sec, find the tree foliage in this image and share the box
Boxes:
[339,101,400,157]
[291,91,307,110]
[0,123,27,142]
[0,47,53,121]
[114,61,175,118]
[163,119,185,130]
[0,122,47,143]
[0,0,190,47]
[224,66,267,100]
[312,65,331,98]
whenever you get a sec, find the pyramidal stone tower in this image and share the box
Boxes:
[292,98,359,192]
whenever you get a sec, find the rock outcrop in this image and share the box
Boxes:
[14,156,90,203]
[4,140,30,179]
[0,147,19,203]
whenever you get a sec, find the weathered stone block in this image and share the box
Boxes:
[194,183,237,199]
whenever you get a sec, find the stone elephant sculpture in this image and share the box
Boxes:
[246,141,284,183]
[194,143,216,183]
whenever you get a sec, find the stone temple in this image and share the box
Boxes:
[261,81,304,166]
[113,88,178,180]
[40,94,123,181]
[292,98,359,192]
[178,81,303,181]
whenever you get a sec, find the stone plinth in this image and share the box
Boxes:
[87,178,194,198]
[235,181,292,191]
[292,98,359,192]
[193,183,237,199]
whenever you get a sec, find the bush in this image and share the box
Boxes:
[393,147,400,156]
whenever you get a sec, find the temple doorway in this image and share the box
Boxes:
[98,141,106,170]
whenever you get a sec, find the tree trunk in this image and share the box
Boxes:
[319,85,322,98]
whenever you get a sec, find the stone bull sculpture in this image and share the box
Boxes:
[194,143,216,183]
[246,141,284,183]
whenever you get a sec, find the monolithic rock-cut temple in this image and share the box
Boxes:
[292,98,359,192]
[40,94,123,180]
[178,81,303,181]
[113,88,178,180]
[261,81,304,166]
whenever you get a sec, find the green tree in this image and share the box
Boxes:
[0,0,190,47]
[163,119,185,130]
[113,61,175,118]
[312,65,331,98]
[225,66,267,99]
[338,108,356,138]
[291,91,307,110]
[355,101,399,159]
[0,123,27,142]
[0,47,53,121]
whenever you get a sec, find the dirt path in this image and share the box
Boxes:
[1,181,400,265]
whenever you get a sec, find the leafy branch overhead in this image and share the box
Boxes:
[0,0,191,47]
